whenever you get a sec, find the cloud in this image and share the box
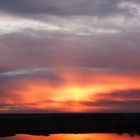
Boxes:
[82,89,140,112]
[0,0,126,17]
[1,29,140,73]
[0,1,140,72]
[0,0,140,37]
[119,1,140,16]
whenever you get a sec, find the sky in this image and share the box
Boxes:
[0,0,140,113]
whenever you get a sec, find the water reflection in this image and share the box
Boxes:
[0,133,140,140]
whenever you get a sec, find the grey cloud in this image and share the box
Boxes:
[0,68,63,84]
[100,89,140,99]
[82,89,140,112]
[0,31,53,71]
[1,29,140,73]
[84,100,140,108]
[0,0,131,17]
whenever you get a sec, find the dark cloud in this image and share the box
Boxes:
[0,0,129,17]
[100,89,140,99]
[0,68,64,87]
[82,89,140,112]
[0,30,140,73]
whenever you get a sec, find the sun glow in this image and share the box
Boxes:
[52,86,93,101]
[1,70,140,112]
[68,87,87,100]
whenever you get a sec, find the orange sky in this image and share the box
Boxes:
[0,70,140,113]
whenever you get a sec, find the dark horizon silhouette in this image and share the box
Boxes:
[0,113,140,137]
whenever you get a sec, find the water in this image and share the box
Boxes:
[0,133,140,140]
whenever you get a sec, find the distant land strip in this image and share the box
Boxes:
[0,113,140,137]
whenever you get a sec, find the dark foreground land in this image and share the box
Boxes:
[0,113,140,137]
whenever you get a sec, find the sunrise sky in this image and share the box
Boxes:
[0,0,140,113]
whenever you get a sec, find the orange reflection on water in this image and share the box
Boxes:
[10,133,140,140]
